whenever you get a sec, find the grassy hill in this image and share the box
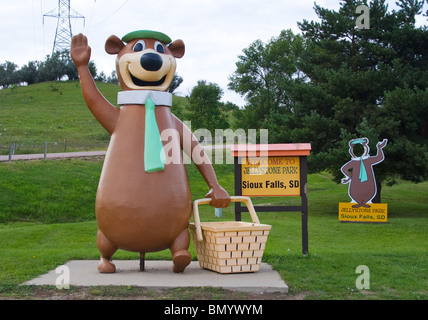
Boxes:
[0,81,190,154]
[0,81,115,146]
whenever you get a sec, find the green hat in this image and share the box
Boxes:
[351,138,367,145]
[122,30,172,44]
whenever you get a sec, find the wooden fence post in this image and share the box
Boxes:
[44,141,47,160]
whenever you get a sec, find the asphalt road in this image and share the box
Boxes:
[0,145,232,162]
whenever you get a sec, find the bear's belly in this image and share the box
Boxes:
[95,106,191,252]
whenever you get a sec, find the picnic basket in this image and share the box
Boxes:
[189,196,271,274]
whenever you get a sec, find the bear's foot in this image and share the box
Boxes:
[172,250,191,273]
[352,203,371,208]
[98,257,116,273]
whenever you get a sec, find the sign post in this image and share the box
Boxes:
[231,143,311,255]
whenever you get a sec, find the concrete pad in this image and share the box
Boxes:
[24,260,288,294]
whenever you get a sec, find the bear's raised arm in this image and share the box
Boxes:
[367,139,388,166]
[71,34,120,134]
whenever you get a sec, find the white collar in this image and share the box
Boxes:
[352,155,370,161]
[117,90,172,107]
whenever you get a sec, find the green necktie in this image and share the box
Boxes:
[144,97,166,172]
[359,157,368,182]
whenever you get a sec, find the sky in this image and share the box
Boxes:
[0,0,424,106]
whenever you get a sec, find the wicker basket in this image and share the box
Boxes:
[189,196,271,274]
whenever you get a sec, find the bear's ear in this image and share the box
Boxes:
[105,35,125,55]
[168,39,185,58]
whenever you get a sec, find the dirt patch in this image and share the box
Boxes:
[2,286,305,300]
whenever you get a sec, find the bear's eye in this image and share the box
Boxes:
[154,41,165,54]
[133,40,146,52]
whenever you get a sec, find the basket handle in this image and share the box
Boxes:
[192,196,260,242]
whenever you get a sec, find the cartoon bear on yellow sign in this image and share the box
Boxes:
[341,137,387,208]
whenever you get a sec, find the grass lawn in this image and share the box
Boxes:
[0,158,427,300]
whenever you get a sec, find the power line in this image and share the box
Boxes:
[88,0,129,28]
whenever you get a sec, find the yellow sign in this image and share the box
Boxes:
[241,156,300,196]
[338,203,388,223]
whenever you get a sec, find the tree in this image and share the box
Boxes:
[228,0,428,202]
[188,80,229,136]
[88,61,97,79]
[33,49,94,82]
[106,70,119,84]
[95,71,107,82]
[16,61,40,85]
[294,0,428,201]
[228,29,306,130]
[0,49,100,88]
[38,51,66,81]
[61,50,79,80]
[396,0,424,23]
[0,61,18,88]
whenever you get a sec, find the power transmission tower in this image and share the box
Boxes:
[43,0,85,54]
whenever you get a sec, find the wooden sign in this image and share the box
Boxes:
[241,156,301,196]
[232,143,311,255]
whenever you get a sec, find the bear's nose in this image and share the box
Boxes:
[140,53,163,71]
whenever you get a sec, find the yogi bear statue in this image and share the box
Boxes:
[70,30,231,273]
